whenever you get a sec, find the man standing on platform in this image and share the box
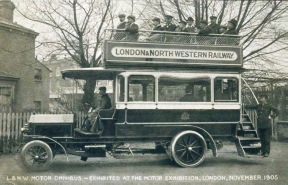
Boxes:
[245,95,279,157]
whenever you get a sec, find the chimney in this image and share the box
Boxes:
[0,0,15,22]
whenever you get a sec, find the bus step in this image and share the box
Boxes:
[238,137,260,141]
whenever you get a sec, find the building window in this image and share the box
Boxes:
[34,101,41,112]
[49,68,52,77]
[0,86,14,112]
[34,69,42,81]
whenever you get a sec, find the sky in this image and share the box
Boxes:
[9,0,288,75]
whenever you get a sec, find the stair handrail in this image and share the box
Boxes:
[241,77,259,104]
[241,77,259,129]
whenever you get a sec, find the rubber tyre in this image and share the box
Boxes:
[21,140,53,171]
[171,130,207,167]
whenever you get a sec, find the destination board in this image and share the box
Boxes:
[104,41,242,68]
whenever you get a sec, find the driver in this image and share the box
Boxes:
[83,86,112,133]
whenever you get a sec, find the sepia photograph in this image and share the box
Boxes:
[0,0,287,184]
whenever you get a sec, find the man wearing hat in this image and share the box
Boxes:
[245,95,279,157]
[114,14,127,40]
[89,86,112,133]
[116,14,126,30]
[224,19,238,35]
[186,17,195,33]
[123,15,139,41]
[98,86,112,109]
[163,15,176,31]
[146,17,164,42]
[151,17,163,33]
[198,20,212,35]
[208,15,220,34]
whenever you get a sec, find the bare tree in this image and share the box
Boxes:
[16,0,112,106]
[143,0,288,83]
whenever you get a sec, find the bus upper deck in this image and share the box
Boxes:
[103,29,242,70]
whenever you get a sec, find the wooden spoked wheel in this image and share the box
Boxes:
[171,131,207,167]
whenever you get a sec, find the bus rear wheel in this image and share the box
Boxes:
[171,130,207,167]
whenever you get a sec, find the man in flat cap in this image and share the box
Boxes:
[122,15,139,41]
[117,14,126,30]
[224,19,238,35]
[114,14,127,40]
[186,17,195,33]
[89,86,112,133]
[151,17,163,33]
[245,95,279,157]
[163,15,176,31]
[208,15,220,34]
[98,86,112,109]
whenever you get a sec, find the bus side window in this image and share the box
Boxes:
[214,78,238,101]
[128,75,155,102]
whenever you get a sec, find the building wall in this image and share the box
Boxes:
[0,1,50,112]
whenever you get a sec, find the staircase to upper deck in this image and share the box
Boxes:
[235,110,261,157]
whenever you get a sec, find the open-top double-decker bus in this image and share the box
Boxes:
[20,30,260,171]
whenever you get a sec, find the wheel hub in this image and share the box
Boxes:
[187,146,193,151]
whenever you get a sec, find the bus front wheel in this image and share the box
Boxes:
[171,130,207,167]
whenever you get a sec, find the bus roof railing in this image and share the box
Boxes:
[104,29,242,46]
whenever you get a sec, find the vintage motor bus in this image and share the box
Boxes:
[20,30,260,171]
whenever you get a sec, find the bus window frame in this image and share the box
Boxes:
[213,77,239,102]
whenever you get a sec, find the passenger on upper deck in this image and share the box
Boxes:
[175,21,189,42]
[198,20,212,35]
[163,15,176,32]
[122,15,139,41]
[208,16,220,34]
[146,17,164,42]
[186,17,195,33]
[150,17,164,34]
[219,25,227,34]
[114,14,126,40]
[175,21,188,32]
[116,14,126,30]
[224,19,238,35]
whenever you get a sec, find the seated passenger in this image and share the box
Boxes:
[114,14,126,40]
[208,16,220,34]
[224,19,238,35]
[175,21,188,32]
[83,86,112,133]
[180,86,194,102]
[163,15,176,32]
[198,87,206,101]
[163,15,176,42]
[186,17,196,33]
[146,17,164,42]
[175,21,189,43]
[122,15,139,41]
[198,20,212,35]
[219,25,227,34]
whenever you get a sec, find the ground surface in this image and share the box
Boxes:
[0,141,287,185]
